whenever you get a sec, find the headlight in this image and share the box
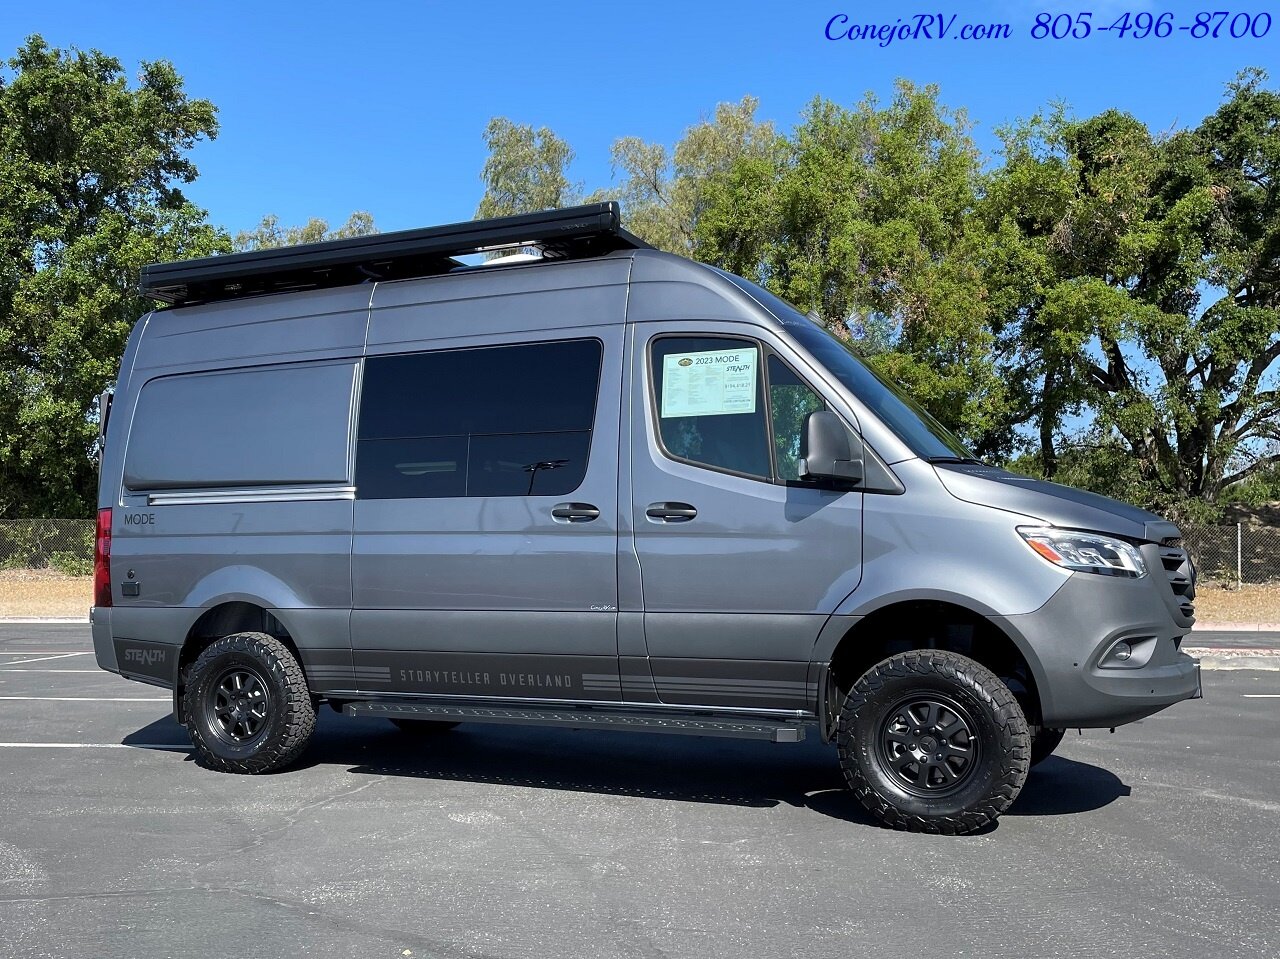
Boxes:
[1017,527,1148,578]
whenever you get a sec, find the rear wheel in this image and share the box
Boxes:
[185,632,315,774]
[836,650,1030,834]
[1030,726,1067,767]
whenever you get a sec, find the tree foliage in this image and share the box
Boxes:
[476,117,577,218]
[989,69,1280,503]
[4,34,1276,520]
[609,96,779,254]
[233,211,377,252]
[695,82,1014,457]
[0,36,226,517]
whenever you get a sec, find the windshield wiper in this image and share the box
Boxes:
[926,455,986,466]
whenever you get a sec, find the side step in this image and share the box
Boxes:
[344,700,808,743]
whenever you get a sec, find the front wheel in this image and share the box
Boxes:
[836,650,1030,834]
[185,632,316,774]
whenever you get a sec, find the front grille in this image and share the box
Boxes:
[1158,541,1196,618]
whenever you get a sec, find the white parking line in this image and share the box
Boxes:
[0,742,188,750]
[0,651,91,656]
[1242,694,1280,698]
[0,696,168,702]
[0,652,92,665]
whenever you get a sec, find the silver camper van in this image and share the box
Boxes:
[92,202,1200,834]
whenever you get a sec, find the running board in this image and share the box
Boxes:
[343,700,807,742]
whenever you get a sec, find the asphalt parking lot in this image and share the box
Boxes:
[1,625,1277,959]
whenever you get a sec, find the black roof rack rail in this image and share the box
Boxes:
[140,201,652,307]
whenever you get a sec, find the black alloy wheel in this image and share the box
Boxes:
[875,694,981,796]
[208,664,273,745]
[837,649,1031,834]
[185,631,315,774]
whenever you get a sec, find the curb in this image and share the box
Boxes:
[0,617,89,624]
[1185,646,1280,671]
[1193,621,1280,632]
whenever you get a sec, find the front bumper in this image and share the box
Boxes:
[996,571,1201,728]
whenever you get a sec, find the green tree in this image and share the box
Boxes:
[988,69,1280,503]
[233,211,377,252]
[1222,453,1280,507]
[977,105,1081,478]
[609,96,779,253]
[476,117,577,218]
[0,36,227,517]
[695,82,1014,456]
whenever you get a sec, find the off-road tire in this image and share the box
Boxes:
[390,719,461,734]
[836,650,1030,835]
[185,632,315,774]
[1030,726,1067,767]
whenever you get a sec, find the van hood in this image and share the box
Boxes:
[933,463,1181,544]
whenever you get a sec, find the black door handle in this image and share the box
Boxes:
[551,503,601,523]
[646,502,697,522]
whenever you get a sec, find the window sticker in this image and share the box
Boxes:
[661,347,759,417]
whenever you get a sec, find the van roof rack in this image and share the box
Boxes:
[140,201,651,307]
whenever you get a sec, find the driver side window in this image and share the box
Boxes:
[651,336,771,479]
[649,336,827,483]
[768,354,825,482]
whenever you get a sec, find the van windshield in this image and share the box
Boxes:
[716,271,976,461]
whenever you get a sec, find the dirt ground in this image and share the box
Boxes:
[1187,582,1280,622]
[0,570,90,618]
[3,570,1280,623]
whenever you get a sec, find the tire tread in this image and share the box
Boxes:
[836,649,1030,835]
[186,631,315,774]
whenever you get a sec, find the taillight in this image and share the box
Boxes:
[94,508,112,608]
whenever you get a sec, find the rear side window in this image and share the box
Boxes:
[123,361,357,491]
[356,339,602,498]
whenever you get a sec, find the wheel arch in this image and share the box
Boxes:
[174,601,302,722]
[817,598,1045,740]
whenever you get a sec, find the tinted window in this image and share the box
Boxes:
[650,337,771,479]
[354,436,467,499]
[125,361,356,490]
[357,340,601,499]
[467,432,594,496]
[768,355,825,481]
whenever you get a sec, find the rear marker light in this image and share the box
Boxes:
[94,508,112,608]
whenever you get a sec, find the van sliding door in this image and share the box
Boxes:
[349,331,623,703]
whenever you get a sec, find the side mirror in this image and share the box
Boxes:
[799,410,864,486]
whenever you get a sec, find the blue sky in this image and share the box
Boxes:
[2,1,1276,237]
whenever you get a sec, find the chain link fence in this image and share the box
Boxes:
[1180,524,1280,588]
[3,518,1280,587]
[0,519,95,575]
